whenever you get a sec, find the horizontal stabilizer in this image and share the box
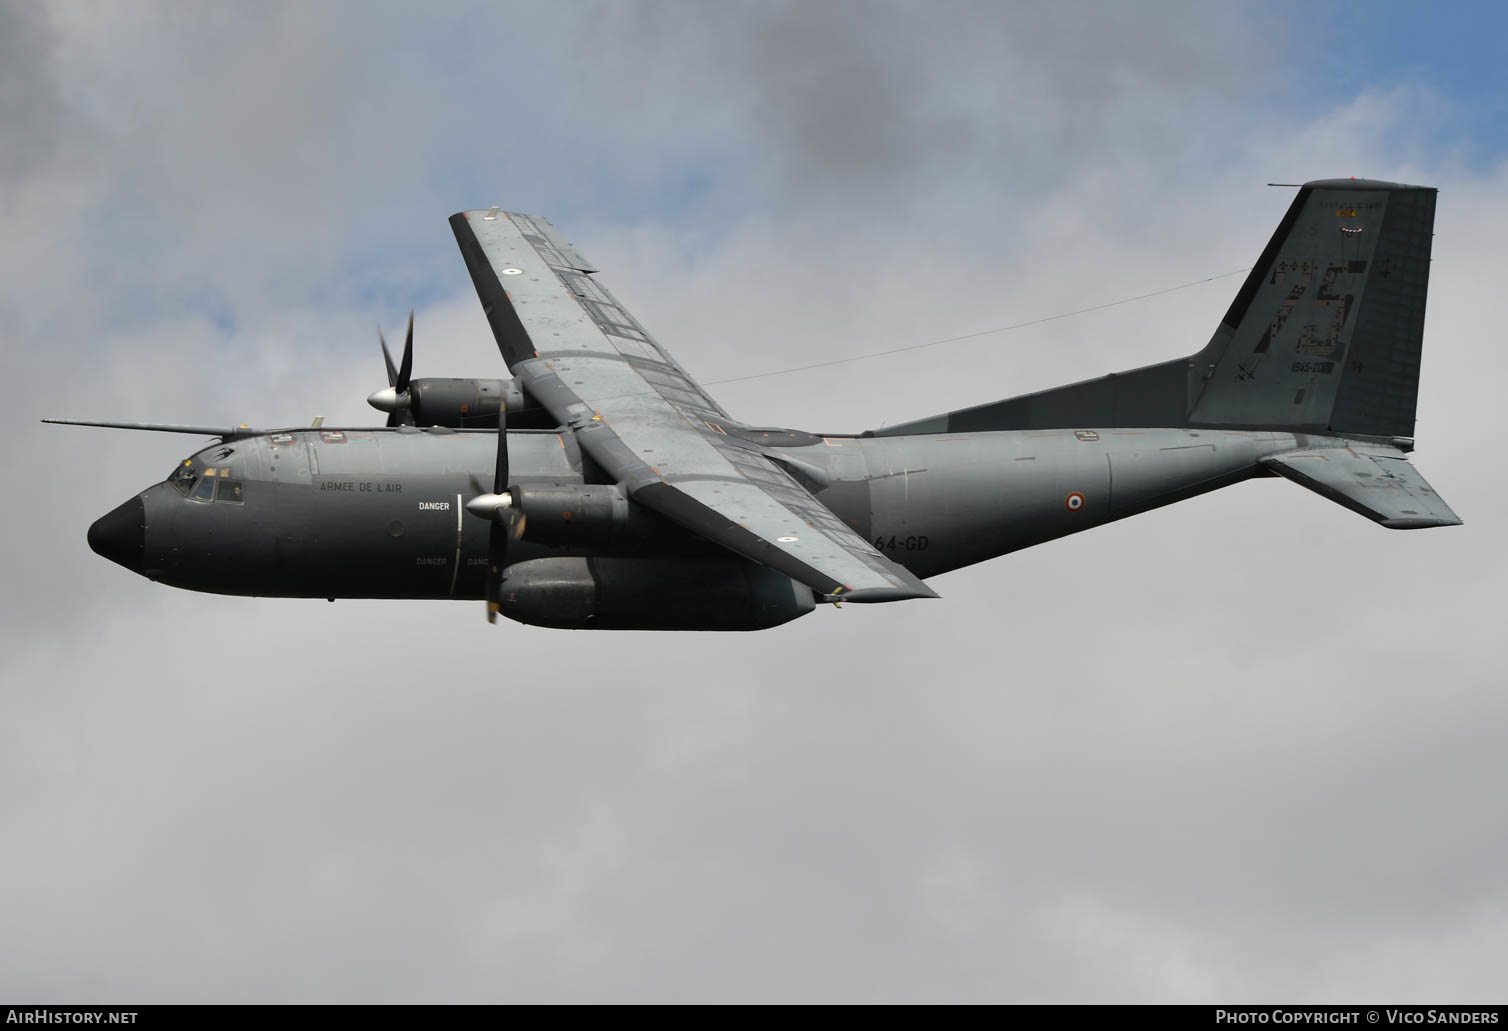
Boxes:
[1261,446,1461,529]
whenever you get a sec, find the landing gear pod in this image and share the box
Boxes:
[497,557,816,630]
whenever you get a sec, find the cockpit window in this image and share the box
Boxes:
[172,461,247,503]
[168,463,198,497]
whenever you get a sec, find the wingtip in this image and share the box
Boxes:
[838,586,941,603]
[1380,516,1464,529]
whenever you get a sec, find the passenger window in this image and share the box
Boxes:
[190,476,216,502]
[216,479,244,504]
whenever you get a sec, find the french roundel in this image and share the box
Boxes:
[1065,491,1085,512]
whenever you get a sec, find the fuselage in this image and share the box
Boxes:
[90,424,1304,600]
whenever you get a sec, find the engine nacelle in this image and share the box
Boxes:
[497,556,816,630]
[407,378,552,429]
[510,484,667,546]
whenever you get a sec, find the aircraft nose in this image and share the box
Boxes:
[88,496,145,574]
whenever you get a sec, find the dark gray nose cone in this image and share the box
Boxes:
[88,496,145,574]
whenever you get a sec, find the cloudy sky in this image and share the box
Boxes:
[4,0,1506,1003]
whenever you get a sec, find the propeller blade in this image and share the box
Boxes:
[493,410,509,496]
[370,317,417,426]
[396,310,414,393]
[486,520,504,624]
[484,400,509,623]
[372,326,409,426]
[379,327,398,387]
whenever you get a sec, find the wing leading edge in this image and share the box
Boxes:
[449,209,937,602]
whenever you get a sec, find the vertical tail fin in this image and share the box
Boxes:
[869,178,1438,443]
[1187,178,1436,439]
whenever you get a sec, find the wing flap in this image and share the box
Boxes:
[1261,446,1462,528]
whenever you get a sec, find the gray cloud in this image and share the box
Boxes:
[0,1,70,186]
[3,0,1506,1004]
[569,0,1261,219]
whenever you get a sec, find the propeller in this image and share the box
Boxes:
[464,402,525,623]
[366,311,415,426]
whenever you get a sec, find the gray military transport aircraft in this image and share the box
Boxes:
[49,178,1460,630]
